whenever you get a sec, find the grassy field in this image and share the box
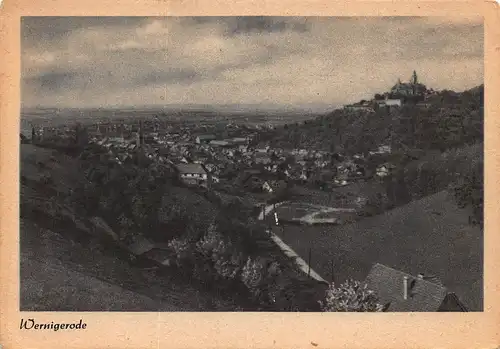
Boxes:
[313,210,358,222]
[272,190,483,311]
[274,201,357,225]
[275,203,313,221]
[292,181,386,208]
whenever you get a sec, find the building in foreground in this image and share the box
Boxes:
[364,263,468,312]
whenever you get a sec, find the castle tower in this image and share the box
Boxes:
[410,70,418,95]
[410,70,418,85]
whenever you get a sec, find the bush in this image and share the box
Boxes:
[241,257,265,292]
[319,279,387,312]
[168,237,192,267]
[195,225,243,280]
[213,252,244,280]
[360,192,389,217]
[239,256,285,306]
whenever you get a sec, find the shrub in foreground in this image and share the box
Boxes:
[319,279,387,312]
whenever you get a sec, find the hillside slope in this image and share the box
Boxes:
[20,219,242,311]
[19,144,240,311]
[274,190,483,311]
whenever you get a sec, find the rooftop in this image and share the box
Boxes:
[365,263,466,312]
[175,163,207,175]
[197,134,216,140]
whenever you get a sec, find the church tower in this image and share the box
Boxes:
[410,70,418,95]
[410,70,418,85]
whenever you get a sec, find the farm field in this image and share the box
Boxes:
[272,190,483,311]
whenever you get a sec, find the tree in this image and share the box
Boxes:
[74,123,89,148]
[319,279,389,312]
[452,157,483,226]
[361,191,389,217]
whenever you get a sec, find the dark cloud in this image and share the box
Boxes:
[179,16,311,35]
[22,17,146,36]
[21,16,150,54]
[223,16,310,35]
[24,70,79,92]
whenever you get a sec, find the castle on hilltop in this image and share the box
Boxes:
[390,70,427,97]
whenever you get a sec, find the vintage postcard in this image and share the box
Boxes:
[1,0,499,348]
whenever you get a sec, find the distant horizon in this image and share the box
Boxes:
[20,80,483,114]
[21,103,339,114]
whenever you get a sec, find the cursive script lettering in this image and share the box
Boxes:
[20,319,87,331]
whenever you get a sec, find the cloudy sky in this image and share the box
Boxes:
[21,16,483,110]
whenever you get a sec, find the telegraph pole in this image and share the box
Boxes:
[308,247,312,278]
[139,119,145,148]
[31,126,36,143]
[331,259,335,283]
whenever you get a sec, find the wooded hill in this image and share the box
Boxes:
[268,85,483,156]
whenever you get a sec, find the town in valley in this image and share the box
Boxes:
[20,17,484,312]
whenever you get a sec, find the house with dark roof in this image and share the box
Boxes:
[209,140,230,148]
[231,137,249,145]
[125,236,156,256]
[174,163,208,186]
[364,263,468,312]
[143,248,173,266]
[255,143,270,153]
[195,134,216,144]
[254,152,272,165]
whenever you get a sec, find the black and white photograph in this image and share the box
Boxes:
[20,16,484,312]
